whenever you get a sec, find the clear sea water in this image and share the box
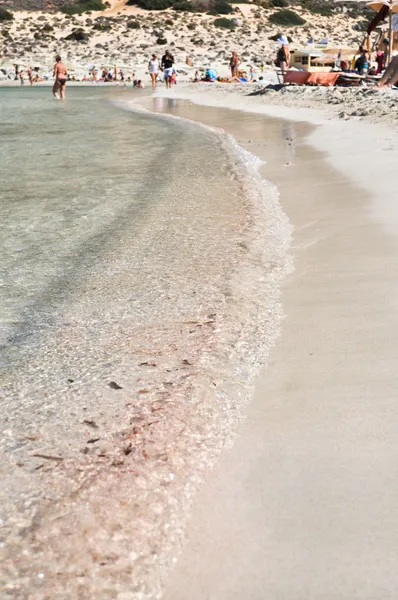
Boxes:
[0,86,291,598]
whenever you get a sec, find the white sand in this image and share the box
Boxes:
[156,91,398,599]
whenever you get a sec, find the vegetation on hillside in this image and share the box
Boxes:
[64,26,90,39]
[0,6,14,20]
[126,0,236,12]
[208,0,233,14]
[214,16,236,29]
[269,9,306,26]
[61,0,105,15]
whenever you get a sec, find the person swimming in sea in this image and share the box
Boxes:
[53,55,68,100]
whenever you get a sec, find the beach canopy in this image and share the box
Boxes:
[367,0,398,10]
[312,52,356,63]
[367,0,398,60]
[322,47,358,54]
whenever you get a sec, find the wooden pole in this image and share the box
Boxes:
[388,8,393,64]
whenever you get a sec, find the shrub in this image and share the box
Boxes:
[93,21,111,30]
[173,0,198,10]
[271,0,288,6]
[65,27,90,40]
[214,17,236,29]
[127,19,141,28]
[156,36,168,43]
[61,0,106,14]
[165,18,174,24]
[127,0,172,8]
[208,0,233,13]
[187,21,196,28]
[269,9,305,26]
[313,5,332,15]
[299,0,336,15]
[0,6,13,20]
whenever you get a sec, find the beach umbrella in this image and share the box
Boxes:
[367,0,398,9]
[322,47,358,54]
[367,0,398,60]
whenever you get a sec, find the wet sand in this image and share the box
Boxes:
[147,100,398,599]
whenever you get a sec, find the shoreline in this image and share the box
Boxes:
[1,88,293,599]
[146,90,398,599]
[153,85,398,233]
[3,85,398,598]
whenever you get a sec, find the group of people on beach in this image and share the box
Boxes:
[49,50,176,99]
[15,65,43,85]
[49,32,398,100]
[148,50,176,91]
[271,33,397,85]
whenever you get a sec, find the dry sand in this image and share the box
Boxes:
[144,96,398,599]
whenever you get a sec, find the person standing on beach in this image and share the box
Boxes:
[377,54,398,87]
[53,55,68,100]
[149,54,159,91]
[161,50,174,89]
[28,67,33,86]
[355,48,370,75]
[229,51,240,78]
[19,70,24,85]
[275,35,290,74]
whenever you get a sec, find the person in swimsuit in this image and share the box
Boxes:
[149,54,159,91]
[355,49,370,75]
[229,51,240,78]
[377,54,398,87]
[275,36,291,75]
[53,55,68,100]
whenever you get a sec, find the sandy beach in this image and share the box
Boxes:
[136,91,398,599]
[2,70,398,597]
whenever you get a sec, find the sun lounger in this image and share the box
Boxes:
[275,68,284,85]
[283,71,340,86]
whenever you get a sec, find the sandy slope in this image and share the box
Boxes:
[1,1,364,76]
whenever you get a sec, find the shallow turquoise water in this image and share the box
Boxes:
[0,87,240,369]
[0,87,290,599]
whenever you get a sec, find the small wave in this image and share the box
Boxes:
[113,97,294,590]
